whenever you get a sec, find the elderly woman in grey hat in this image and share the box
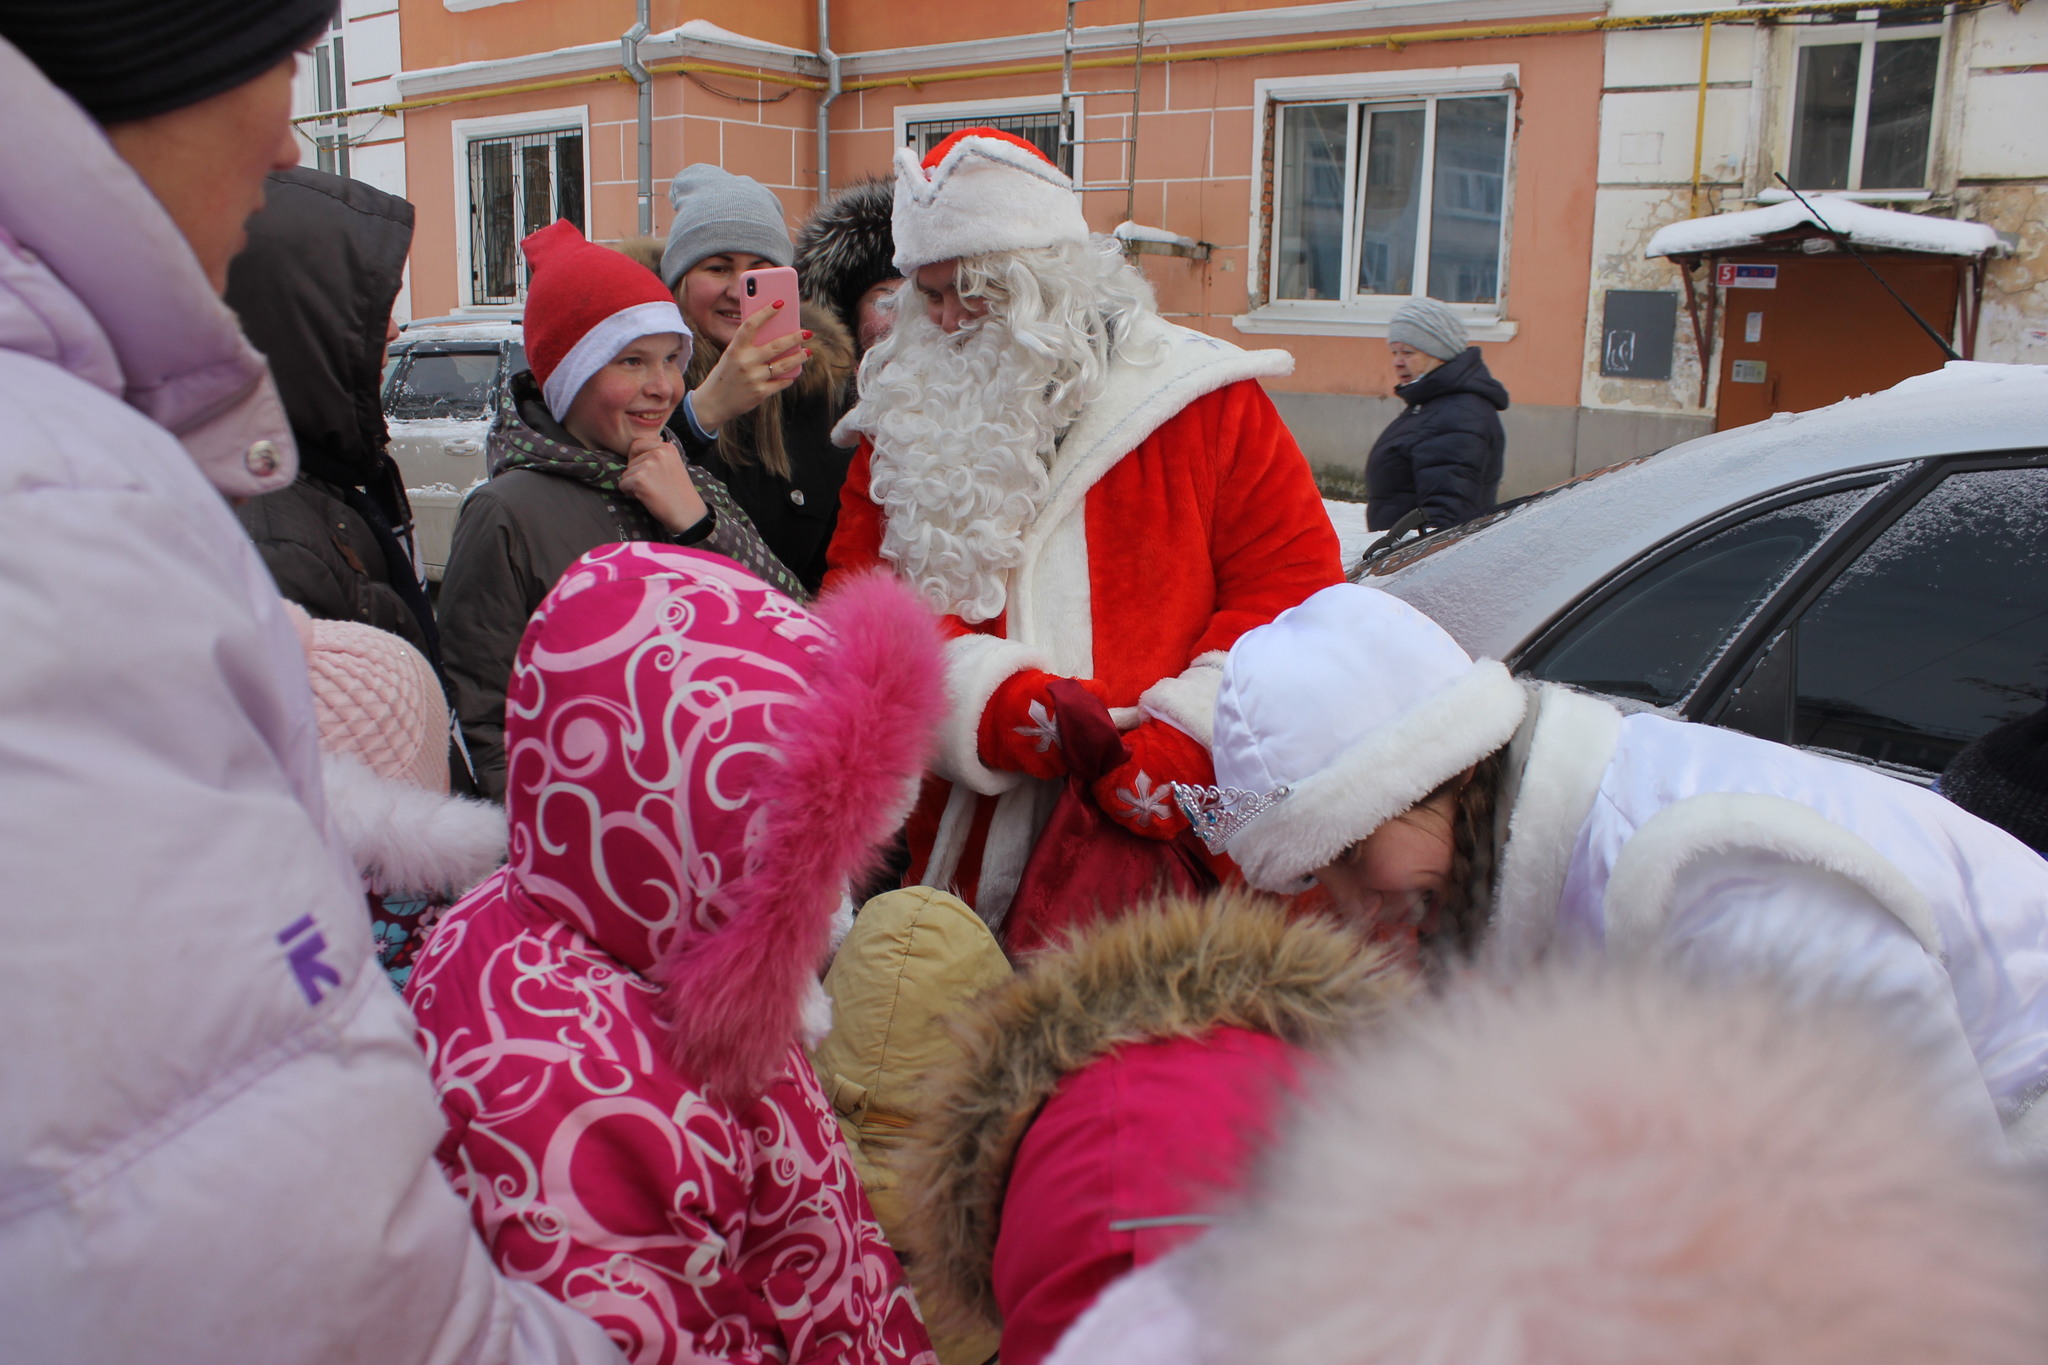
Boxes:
[659,164,856,591]
[1363,296,1510,534]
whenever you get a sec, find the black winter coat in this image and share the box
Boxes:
[674,302,855,592]
[225,168,438,659]
[1364,346,1509,532]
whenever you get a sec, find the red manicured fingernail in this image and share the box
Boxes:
[803,349,813,357]
[802,330,813,338]
[773,299,785,308]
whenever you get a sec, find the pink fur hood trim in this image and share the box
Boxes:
[499,544,944,1101]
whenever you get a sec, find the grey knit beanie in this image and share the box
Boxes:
[660,165,793,287]
[1387,297,1469,362]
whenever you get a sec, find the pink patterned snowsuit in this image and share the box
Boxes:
[407,544,943,1365]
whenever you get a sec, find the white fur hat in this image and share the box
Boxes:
[891,127,1091,271]
[1187,584,1526,892]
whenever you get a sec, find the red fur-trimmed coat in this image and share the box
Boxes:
[827,319,1341,915]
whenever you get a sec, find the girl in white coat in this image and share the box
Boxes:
[1175,583,2048,1157]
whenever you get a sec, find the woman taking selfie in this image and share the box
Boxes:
[659,164,856,591]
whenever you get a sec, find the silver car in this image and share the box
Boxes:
[382,315,523,578]
[1363,363,2048,784]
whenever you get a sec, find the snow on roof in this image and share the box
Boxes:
[1646,195,2003,260]
[655,19,812,59]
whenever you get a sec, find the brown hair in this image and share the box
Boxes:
[1422,749,1505,968]
[686,327,791,480]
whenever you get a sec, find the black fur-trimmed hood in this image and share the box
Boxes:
[797,178,898,341]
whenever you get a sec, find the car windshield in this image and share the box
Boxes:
[388,347,501,420]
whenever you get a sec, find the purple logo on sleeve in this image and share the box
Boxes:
[277,915,343,1005]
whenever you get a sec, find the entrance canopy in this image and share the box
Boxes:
[1647,195,2005,261]
[1643,196,2007,409]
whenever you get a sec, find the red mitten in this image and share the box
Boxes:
[1091,719,1211,840]
[978,670,1111,779]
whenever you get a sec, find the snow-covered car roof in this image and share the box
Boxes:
[395,315,523,345]
[1371,363,2048,662]
[1646,196,2003,259]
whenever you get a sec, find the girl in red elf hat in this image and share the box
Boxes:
[440,220,807,800]
[408,542,946,1365]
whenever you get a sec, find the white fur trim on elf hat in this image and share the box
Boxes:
[541,299,690,423]
[891,134,1090,271]
[1205,584,1528,892]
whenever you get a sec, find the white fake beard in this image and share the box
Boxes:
[848,308,1082,623]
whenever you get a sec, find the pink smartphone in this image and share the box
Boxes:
[740,266,803,348]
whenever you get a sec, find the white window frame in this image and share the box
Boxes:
[893,93,1086,188]
[1239,65,1520,339]
[450,105,591,313]
[1778,10,1951,199]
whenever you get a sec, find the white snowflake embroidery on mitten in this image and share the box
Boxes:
[1116,771,1174,826]
[1015,699,1061,754]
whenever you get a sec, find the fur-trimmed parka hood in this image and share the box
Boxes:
[322,751,505,899]
[797,177,899,344]
[896,892,1416,1332]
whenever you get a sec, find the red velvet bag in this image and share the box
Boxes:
[1003,679,1218,956]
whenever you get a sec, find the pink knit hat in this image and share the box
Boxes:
[285,603,450,794]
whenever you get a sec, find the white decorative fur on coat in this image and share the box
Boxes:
[321,751,506,899]
[934,634,1053,795]
[1604,791,1942,957]
[1138,651,1228,747]
[1226,660,1526,893]
[1489,684,1624,963]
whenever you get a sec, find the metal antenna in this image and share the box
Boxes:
[1773,172,1961,362]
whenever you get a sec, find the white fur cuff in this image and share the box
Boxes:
[1139,651,1227,747]
[936,633,1052,796]
[1604,793,1942,957]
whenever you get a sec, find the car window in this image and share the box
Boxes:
[506,342,527,379]
[1524,487,1872,707]
[387,348,503,420]
[1792,465,2048,773]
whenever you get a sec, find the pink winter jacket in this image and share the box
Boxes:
[0,38,621,1365]
[407,545,943,1365]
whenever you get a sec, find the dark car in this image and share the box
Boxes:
[1364,363,2048,784]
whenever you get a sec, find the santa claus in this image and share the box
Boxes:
[827,128,1340,928]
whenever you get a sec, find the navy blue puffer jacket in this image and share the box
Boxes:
[1364,346,1509,532]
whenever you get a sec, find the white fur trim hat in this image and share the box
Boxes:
[1186,584,1527,892]
[891,127,1091,271]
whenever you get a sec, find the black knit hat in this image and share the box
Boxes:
[796,177,900,343]
[1940,705,2048,854]
[0,0,339,125]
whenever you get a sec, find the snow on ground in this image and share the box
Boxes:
[1324,498,1374,570]
[1646,195,2002,259]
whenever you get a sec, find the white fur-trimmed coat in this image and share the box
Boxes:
[1493,684,2048,1156]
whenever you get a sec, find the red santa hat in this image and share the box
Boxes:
[891,127,1092,271]
[520,219,690,422]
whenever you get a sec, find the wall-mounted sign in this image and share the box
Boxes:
[1731,359,1768,384]
[1716,262,1779,289]
[1599,289,1678,380]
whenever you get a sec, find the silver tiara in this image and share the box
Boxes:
[1172,782,1290,854]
